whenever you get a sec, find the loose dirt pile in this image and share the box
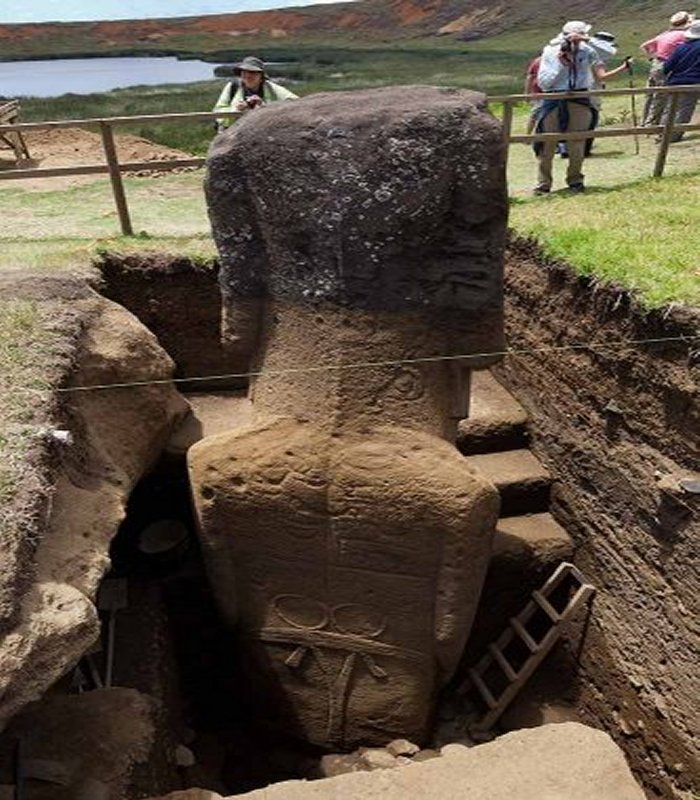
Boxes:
[0,127,197,190]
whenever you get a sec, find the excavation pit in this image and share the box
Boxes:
[0,242,696,799]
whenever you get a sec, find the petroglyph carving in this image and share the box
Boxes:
[190,86,507,747]
[251,596,399,745]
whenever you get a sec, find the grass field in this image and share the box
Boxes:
[16,17,670,154]
[3,92,697,307]
[2,31,699,308]
[18,42,531,156]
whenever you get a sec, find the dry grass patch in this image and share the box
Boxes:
[0,296,79,544]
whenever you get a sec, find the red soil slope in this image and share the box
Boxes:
[0,0,683,58]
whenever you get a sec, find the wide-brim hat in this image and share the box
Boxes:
[233,56,266,75]
[562,20,592,35]
[590,31,618,56]
[686,19,700,38]
[670,11,693,27]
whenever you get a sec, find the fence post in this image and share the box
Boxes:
[99,120,133,236]
[653,91,679,179]
[501,100,514,167]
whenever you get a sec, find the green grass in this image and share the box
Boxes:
[19,42,534,155]
[1,121,698,307]
[0,235,217,272]
[504,95,700,194]
[14,32,646,156]
[13,11,683,157]
[510,171,700,306]
[503,93,700,307]
[0,173,209,238]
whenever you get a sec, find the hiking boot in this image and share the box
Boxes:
[533,186,550,196]
[568,183,585,194]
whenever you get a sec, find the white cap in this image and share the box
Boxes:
[670,11,694,28]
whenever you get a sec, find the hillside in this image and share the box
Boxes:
[0,0,685,60]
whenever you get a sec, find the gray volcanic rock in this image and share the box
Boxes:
[149,723,646,800]
[206,85,506,337]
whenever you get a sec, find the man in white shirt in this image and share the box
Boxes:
[534,21,605,194]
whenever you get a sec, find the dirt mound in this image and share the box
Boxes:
[25,127,192,168]
[0,127,197,190]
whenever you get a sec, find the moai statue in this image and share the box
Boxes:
[189,86,507,749]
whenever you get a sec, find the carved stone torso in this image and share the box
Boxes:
[189,86,507,748]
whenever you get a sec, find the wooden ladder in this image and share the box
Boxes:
[459,561,595,734]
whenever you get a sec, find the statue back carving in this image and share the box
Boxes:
[189,86,507,748]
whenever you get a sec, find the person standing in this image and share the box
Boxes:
[586,32,633,155]
[589,31,632,97]
[524,55,543,134]
[213,56,297,132]
[533,21,604,194]
[662,19,700,141]
[640,11,694,126]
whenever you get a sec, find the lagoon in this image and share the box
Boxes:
[0,56,218,98]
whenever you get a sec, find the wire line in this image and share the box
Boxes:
[51,334,699,394]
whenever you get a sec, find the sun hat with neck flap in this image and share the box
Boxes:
[233,56,266,75]
[685,19,700,38]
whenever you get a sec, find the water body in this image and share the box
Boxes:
[0,56,219,98]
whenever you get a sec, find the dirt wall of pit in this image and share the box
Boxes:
[97,254,245,387]
[91,248,698,797]
[498,237,699,798]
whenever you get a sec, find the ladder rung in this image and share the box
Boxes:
[468,668,498,709]
[489,644,518,680]
[532,590,561,622]
[509,618,539,652]
[539,561,578,596]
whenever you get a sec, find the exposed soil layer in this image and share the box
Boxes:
[97,253,245,386]
[93,246,699,796]
[497,236,699,798]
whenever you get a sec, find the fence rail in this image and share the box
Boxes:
[487,83,699,182]
[0,109,240,235]
[0,85,698,235]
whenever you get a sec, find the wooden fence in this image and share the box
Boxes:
[487,84,700,179]
[0,101,31,162]
[0,84,698,236]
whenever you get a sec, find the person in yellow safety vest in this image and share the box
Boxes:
[213,55,298,131]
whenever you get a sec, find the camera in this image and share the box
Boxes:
[246,95,262,109]
[560,32,588,53]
